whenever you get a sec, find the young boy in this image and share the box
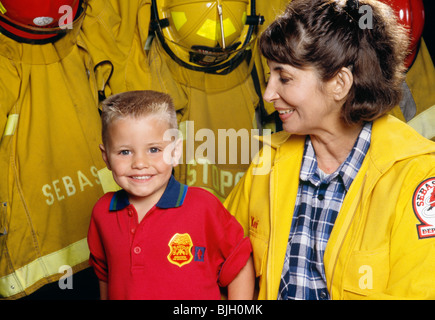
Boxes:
[87,90,254,300]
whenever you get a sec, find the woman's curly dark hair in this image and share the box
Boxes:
[260,0,409,125]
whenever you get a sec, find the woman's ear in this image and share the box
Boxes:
[330,67,353,101]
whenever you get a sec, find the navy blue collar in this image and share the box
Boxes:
[109,175,188,211]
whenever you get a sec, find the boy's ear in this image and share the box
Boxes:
[330,66,353,102]
[99,144,111,170]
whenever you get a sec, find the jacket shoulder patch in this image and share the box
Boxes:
[413,177,435,239]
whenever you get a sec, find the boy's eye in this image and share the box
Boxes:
[149,147,160,153]
[120,150,130,155]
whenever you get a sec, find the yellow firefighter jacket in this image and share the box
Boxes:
[0,31,105,298]
[224,115,435,299]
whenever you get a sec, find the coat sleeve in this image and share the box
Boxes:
[368,161,435,299]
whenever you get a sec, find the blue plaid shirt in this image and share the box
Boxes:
[278,122,372,300]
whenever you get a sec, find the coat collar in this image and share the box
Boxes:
[259,114,435,173]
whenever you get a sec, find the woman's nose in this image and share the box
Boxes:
[263,81,279,103]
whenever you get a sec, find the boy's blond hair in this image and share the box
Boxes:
[101,90,178,146]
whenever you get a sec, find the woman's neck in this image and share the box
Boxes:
[310,123,363,174]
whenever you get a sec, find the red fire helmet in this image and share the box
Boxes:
[0,0,85,43]
[380,0,425,68]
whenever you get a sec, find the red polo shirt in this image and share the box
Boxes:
[87,176,251,300]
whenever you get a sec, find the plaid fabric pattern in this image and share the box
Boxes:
[278,122,372,300]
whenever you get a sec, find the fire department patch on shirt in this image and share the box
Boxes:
[413,177,435,239]
[167,233,194,267]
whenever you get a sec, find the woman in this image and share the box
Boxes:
[224,0,435,299]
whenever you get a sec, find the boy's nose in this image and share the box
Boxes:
[132,155,149,169]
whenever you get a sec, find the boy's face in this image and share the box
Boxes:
[100,114,181,207]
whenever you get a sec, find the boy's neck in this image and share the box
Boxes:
[129,197,157,223]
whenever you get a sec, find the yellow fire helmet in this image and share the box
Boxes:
[151,0,264,74]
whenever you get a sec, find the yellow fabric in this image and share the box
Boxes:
[97,167,121,193]
[0,34,105,299]
[224,115,435,299]
[389,39,435,140]
[0,238,89,298]
[80,0,154,97]
[407,105,435,142]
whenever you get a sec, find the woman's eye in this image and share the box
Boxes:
[279,77,291,84]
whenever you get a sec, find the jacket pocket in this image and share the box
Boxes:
[342,246,390,298]
[249,231,269,278]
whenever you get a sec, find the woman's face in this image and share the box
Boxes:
[264,60,341,136]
